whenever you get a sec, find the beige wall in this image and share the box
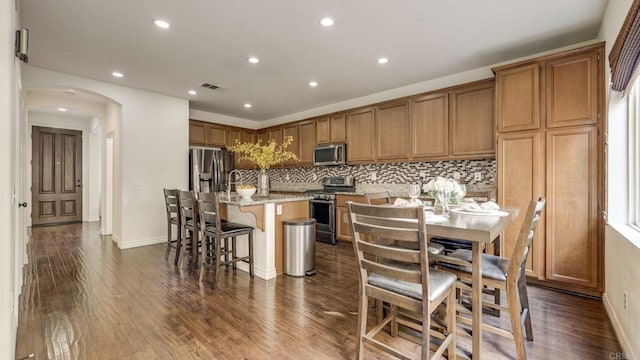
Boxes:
[22,66,189,249]
[0,0,19,358]
[598,0,640,358]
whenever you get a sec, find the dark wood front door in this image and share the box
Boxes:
[32,126,83,225]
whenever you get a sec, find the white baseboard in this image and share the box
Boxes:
[117,236,166,250]
[83,217,100,222]
[603,292,637,360]
[235,262,277,280]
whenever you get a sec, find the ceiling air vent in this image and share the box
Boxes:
[201,83,219,90]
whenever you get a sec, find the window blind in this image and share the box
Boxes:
[609,0,640,93]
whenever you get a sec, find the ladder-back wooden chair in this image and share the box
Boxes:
[348,202,457,360]
[434,197,546,360]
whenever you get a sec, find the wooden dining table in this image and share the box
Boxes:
[425,207,519,359]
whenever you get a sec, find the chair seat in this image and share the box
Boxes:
[428,242,445,255]
[368,268,456,302]
[429,237,472,251]
[391,240,445,255]
[204,222,253,236]
[441,249,510,281]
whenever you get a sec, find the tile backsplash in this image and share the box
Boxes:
[237,159,495,187]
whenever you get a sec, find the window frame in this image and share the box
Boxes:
[629,79,640,230]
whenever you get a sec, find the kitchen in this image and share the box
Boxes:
[4,0,639,359]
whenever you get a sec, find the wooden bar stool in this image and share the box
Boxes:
[177,190,200,268]
[163,188,181,265]
[197,192,254,288]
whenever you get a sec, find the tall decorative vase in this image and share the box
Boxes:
[257,168,270,197]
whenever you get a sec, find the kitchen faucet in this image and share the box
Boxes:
[227,169,243,198]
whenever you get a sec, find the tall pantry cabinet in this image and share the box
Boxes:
[494,43,604,296]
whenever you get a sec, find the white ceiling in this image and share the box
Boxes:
[19,0,608,121]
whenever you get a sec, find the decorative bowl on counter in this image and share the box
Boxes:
[236,185,256,201]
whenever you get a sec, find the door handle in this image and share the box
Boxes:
[18,202,27,208]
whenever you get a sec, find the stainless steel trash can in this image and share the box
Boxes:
[283,218,316,276]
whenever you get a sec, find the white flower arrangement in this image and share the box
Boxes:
[422,177,464,204]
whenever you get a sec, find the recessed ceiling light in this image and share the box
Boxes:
[244,103,252,109]
[309,81,318,87]
[112,71,124,78]
[153,19,171,29]
[57,107,67,112]
[248,57,260,64]
[188,90,197,95]
[320,17,334,27]
[377,57,389,64]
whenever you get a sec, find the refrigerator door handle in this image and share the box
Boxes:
[213,152,219,193]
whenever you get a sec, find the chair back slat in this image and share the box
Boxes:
[178,190,198,226]
[362,259,423,283]
[197,192,222,236]
[358,241,421,263]
[365,191,392,205]
[508,197,546,281]
[353,222,419,242]
[163,189,179,216]
[348,202,430,295]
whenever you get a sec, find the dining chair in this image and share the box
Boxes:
[348,201,457,360]
[364,191,392,205]
[163,189,182,265]
[177,190,200,268]
[197,192,254,288]
[364,192,445,256]
[433,197,546,360]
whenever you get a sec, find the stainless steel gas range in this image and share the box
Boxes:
[305,176,355,245]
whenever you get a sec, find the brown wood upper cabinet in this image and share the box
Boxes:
[207,123,228,147]
[497,48,599,132]
[282,123,300,166]
[410,93,449,158]
[375,101,410,160]
[316,118,330,144]
[189,121,207,146]
[257,130,269,144]
[316,114,346,145]
[241,130,256,144]
[545,51,599,128]
[268,127,283,145]
[227,127,241,148]
[298,120,316,165]
[346,108,376,163]
[496,64,540,132]
[450,80,495,157]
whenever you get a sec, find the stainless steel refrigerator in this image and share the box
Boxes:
[189,147,235,193]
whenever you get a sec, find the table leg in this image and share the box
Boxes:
[472,241,483,359]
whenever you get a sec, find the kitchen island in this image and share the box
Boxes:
[219,194,312,280]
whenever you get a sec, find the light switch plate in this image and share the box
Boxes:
[453,172,461,180]
[371,172,377,181]
[276,205,283,215]
[473,172,482,181]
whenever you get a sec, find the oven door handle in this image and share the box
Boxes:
[310,199,335,205]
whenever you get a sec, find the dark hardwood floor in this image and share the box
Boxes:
[16,222,621,359]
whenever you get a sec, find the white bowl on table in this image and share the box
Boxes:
[236,187,256,201]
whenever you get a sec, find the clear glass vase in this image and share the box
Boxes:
[257,168,270,197]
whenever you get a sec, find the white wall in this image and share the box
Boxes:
[597,0,640,358]
[27,111,102,222]
[23,66,189,249]
[1,0,19,359]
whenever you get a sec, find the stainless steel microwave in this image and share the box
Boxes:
[313,143,347,166]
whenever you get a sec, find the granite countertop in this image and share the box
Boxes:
[219,193,312,206]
